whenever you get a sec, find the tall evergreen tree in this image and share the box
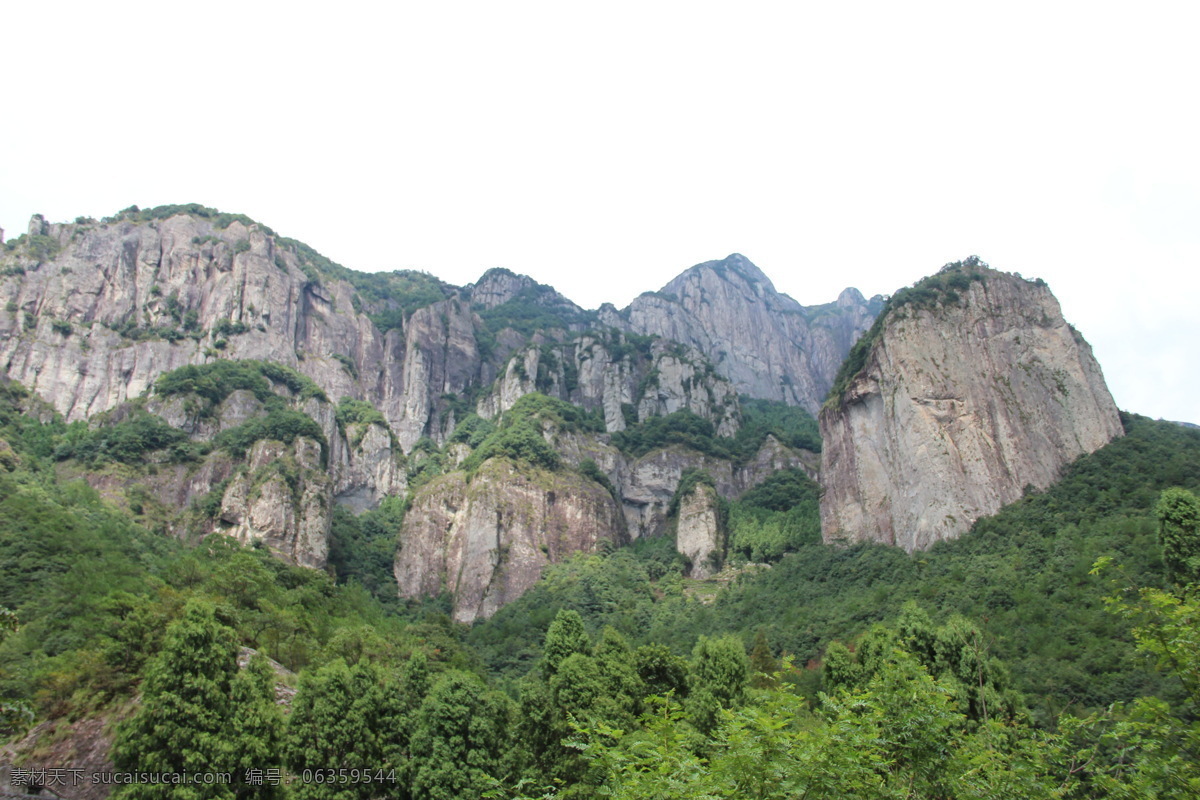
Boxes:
[284,659,387,800]
[111,600,242,800]
[226,654,284,800]
[410,670,512,800]
[543,609,590,677]
[1157,487,1200,586]
[687,635,749,734]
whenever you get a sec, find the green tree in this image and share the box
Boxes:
[1157,487,1200,586]
[284,659,387,800]
[410,670,512,800]
[634,643,689,700]
[111,600,242,800]
[748,630,778,689]
[226,654,284,800]
[0,607,33,735]
[687,635,749,734]
[543,609,590,677]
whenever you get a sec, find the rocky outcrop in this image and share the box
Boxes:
[216,438,330,568]
[394,459,625,622]
[0,208,863,614]
[476,335,740,435]
[605,254,882,413]
[0,212,479,453]
[675,482,723,578]
[819,264,1124,552]
[467,268,588,322]
[333,422,406,512]
[615,438,817,539]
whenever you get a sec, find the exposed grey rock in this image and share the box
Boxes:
[395,459,625,622]
[612,254,881,413]
[675,482,723,578]
[819,266,1124,552]
[217,438,330,567]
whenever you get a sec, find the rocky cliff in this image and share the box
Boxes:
[818,261,1124,551]
[674,482,724,578]
[394,458,625,623]
[0,205,863,614]
[603,254,883,413]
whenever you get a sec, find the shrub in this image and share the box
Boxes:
[214,408,327,464]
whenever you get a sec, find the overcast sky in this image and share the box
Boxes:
[3,2,1197,422]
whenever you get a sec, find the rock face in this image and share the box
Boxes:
[476,336,741,435]
[674,482,723,578]
[394,459,625,623]
[819,264,1124,552]
[616,440,816,539]
[605,254,883,413]
[217,438,331,568]
[0,208,873,616]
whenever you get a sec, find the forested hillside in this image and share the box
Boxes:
[3,378,1199,797]
[1,207,1197,798]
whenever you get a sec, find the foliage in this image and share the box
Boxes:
[543,609,590,677]
[686,634,749,733]
[53,408,199,466]
[331,353,358,380]
[108,203,263,231]
[473,413,1200,729]
[214,407,327,463]
[734,397,821,454]
[327,499,405,606]
[461,393,602,475]
[284,659,391,800]
[111,599,280,799]
[409,670,514,800]
[313,265,451,333]
[156,359,327,407]
[611,409,727,459]
[475,273,597,337]
[666,468,717,518]
[334,397,394,447]
[0,607,32,735]
[725,468,821,563]
[447,413,496,448]
[212,319,249,338]
[611,399,818,465]
[1156,487,1200,586]
[825,257,991,407]
[578,458,618,501]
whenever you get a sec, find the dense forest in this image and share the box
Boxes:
[2,363,1199,798]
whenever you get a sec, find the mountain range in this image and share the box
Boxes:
[0,205,1120,622]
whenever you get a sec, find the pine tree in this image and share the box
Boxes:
[748,629,778,689]
[1157,487,1200,586]
[226,654,284,800]
[284,659,387,800]
[410,670,511,800]
[686,635,749,734]
[543,608,590,677]
[111,600,240,800]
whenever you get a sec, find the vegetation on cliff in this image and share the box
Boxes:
[3,211,1198,796]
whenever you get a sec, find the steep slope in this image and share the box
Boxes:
[606,253,883,413]
[0,206,848,616]
[394,458,625,623]
[819,260,1123,551]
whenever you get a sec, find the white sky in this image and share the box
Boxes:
[3,1,1198,423]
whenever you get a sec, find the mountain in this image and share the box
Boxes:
[6,209,1196,799]
[602,253,884,413]
[0,206,855,618]
[818,259,1124,551]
